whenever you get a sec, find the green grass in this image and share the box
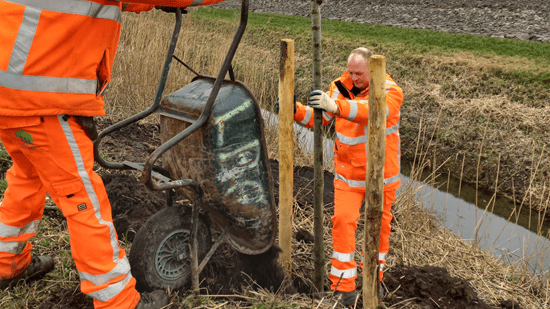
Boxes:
[196,7,550,64]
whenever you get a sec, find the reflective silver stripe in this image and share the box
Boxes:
[322,111,334,122]
[335,172,400,187]
[0,220,40,238]
[398,131,401,172]
[332,251,354,263]
[330,265,357,279]
[79,257,131,286]
[0,240,27,254]
[8,0,122,22]
[336,132,367,146]
[332,87,340,100]
[0,70,97,94]
[58,116,121,264]
[386,79,396,86]
[8,6,40,74]
[347,100,358,121]
[191,0,205,5]
[379,253,387,261]
[335,173,365,188]
[386,122,399,135]
[299,107,312,125]
[386,106,390,119]
[384,174,400,186]
[87,272,133,302]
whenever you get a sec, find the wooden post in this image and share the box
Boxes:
[311,0,325,294]
[278,39,295,275]
[363,55,387,308]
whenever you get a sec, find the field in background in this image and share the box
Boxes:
[0,7,549,308]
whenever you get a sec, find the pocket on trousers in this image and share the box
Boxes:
[52,179,91,217]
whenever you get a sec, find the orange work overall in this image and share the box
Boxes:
[0,1,154,308]
[0,116,140,308]
[294,72,403,292]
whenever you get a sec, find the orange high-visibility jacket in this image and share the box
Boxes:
[0,1,160,117]
[294,71,404,191]
[0,0,225,117]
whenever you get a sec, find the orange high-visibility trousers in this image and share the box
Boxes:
[329,185,396,292]
[0,116,140,309]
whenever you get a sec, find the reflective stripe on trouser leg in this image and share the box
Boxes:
[53,116,139,308]
[0,116,139,307]
[0,121,48,279]
[378,189,396,281]
[330,188,364,292]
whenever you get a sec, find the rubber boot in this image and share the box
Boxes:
[135,290,170,309]
[0,255,55,290]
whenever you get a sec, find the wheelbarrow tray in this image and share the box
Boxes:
[159,76,277,255]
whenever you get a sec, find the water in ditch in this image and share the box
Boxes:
[399,162,550,272]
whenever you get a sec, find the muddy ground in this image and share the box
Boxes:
[24,119,517,308]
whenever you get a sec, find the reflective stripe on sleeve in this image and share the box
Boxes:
[322,111,334,122]
[7,0,122,22]
[0,70,97,94]
[299,107,312,125]
[347,100,358,121]
[8,6,40,74]
[0,220,40,238]
[86,272,133,302]
[332,251,354,263]
[330,265,357,279]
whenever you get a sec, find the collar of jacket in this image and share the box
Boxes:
[335,71,369,99]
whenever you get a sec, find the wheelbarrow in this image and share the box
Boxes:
[93,0,277,292]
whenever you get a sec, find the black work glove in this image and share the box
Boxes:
[155,6,188,14]
[275,94,297,114]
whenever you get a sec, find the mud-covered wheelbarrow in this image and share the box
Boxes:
[93,0,277,292]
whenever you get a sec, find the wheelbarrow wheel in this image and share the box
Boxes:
[129,205,211,292]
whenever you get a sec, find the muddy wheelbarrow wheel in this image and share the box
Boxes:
[129,205,211,292]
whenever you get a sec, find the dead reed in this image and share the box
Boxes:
[1,7,549,309]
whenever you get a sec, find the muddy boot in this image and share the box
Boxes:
[0,255,55,290]
[333,290,358,307]
[135,290,170,309]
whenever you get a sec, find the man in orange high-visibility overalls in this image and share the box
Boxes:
[0,1,226,308]
[279,47,403,306]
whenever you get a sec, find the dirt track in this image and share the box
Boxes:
[212,0,550,42]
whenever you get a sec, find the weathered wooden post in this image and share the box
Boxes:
[278,39,295,275]
[311,0,325,294]
[363,55,387,308]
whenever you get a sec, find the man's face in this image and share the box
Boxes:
[347,55,369,90]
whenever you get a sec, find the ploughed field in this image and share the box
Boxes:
[212,0,550,42]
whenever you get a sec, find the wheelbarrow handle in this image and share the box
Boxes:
[93,9,184,170]
[142,0,250,192]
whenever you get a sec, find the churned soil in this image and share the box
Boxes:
[25,119,511,308]
[212,0,550,42]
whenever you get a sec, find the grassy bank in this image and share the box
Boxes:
[0,7,549,308]
[111,7,550,215]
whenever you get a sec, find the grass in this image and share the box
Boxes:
[1,6,550,309]
[196,7,550,64]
